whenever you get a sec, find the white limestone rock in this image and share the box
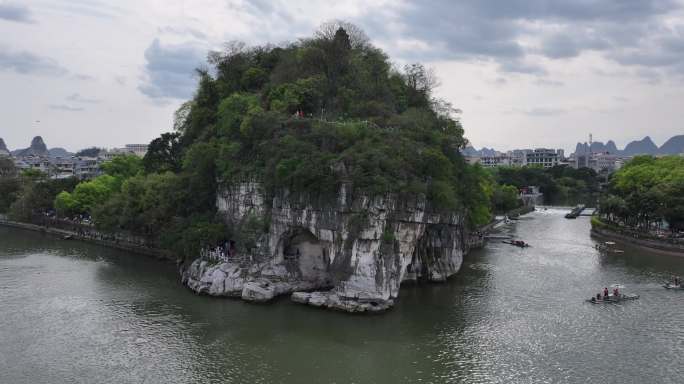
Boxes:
[181,182,472,313]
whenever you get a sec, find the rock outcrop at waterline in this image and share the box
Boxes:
[181,182,471,312]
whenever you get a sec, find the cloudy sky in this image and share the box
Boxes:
[2,0,684,153]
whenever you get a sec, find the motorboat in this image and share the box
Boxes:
[663,283,683,290]
[595,241,624,253]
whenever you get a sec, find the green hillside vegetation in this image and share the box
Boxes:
[5,23,495,258]
[598,155,684,233]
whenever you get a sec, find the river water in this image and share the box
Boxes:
[1,209,683,384]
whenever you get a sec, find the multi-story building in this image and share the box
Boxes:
[15,156,51,173]
[124,144,148,157]
[520,185,544,206]
[50,157,76,179]
[74,157,103,180]
[479,155,512,168]
[590,152,622,173]
[509,149,532,166]
[102,144,148,159]
[556,149,565,160]
[525,149,559,168]
[463,156,481,165]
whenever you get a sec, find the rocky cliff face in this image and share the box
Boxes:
[181,182,473,312]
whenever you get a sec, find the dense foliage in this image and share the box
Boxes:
[0,157,21,213]
[491,165,600,205]
[8,172,79,222]
[74,147,104,157]
[598,156,684,233]
[4,23,497,258]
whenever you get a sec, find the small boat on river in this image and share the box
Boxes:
[595,241,624,253]
[587,284,639,304]
[502,240,530,248]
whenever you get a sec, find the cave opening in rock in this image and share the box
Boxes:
[282,228,330,281]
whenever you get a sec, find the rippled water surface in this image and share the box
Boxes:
[1,210,683,383]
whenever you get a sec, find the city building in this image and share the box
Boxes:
[525,149,559,168]
[14,156,51,174]
[509,149,532,166]
[50,157,76,179]
[102,144,148,159]
[556,149,565,160]
[520,186,543,206]
[479,155,512,168]
[575,153,590,169]
[463,156,481,165]
[463,148,563,169]
[74,157,103,180]
[124,144,148,157]
[591,152,622,173]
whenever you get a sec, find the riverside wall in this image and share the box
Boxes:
[591,225,684,257]
[0,217,174,261]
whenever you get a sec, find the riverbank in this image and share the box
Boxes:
[591,219,684,257]
[0,217,175,262]
[482,205,536,231]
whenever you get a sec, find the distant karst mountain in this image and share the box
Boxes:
[461,145,501,157]
[622,136,659,156]
[0,138,8,153]
[48,148,73,158]
[11,136,73,158]
[574,140,619,155]
[658,135,684,155]
[574,135,683,156]
[12,136,48,157]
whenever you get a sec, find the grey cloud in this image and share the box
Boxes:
[535,79,564,87]
[499,59,547,75]
[0,49,67,76]
[72,73,94,81]
[539,33,611,59]
[158,26,207,40]
[476,0,676,21]
[49,104,84,112]
[514,107,568,116]
[138,38,206,100]
[0,3,32,23]
[43,0,125,19]
[353,0,682,76]
[67,93,101,104]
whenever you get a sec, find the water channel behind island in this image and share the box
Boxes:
[1,209,683,384]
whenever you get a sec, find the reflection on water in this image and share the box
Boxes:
[1,211,683,384]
